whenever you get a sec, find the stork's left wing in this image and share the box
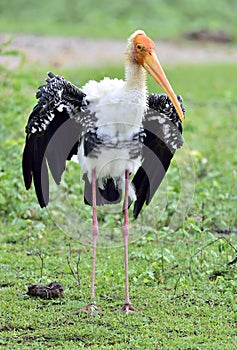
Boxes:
[132,94,185,218]
[22,72,87,208]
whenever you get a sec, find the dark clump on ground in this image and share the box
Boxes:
[27,281,64,299]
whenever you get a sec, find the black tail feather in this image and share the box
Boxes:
[84,176,122,206]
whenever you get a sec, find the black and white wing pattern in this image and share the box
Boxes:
[22,72,87,208]
[132,94,185,218]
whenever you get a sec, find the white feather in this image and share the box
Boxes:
[78,77,147,183]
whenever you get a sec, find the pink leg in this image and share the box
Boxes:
[117,169,137,314]
[82,168,102,314]
[91,168,98,299]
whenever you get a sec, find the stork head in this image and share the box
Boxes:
[127,30,184,123]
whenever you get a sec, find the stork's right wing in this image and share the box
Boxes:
[132,94,185,218]
[22,72,87,207]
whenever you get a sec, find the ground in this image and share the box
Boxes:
[1,33,237,69]
[1,32,237,349]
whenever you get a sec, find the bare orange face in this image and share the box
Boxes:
[133,33,156,65]
[133,33,184,123]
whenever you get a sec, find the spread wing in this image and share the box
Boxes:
[22,72,87,208]
[132,94,185,218]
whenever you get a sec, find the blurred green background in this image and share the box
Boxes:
[1,1,237,349]
[0,0,237,40]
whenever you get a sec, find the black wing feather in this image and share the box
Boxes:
[132,94,185,218]
[33,136,49,207]
[22,72,86,207]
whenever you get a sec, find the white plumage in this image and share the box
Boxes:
[78,76,146,190]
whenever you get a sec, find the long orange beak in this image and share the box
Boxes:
[143,51,184,122]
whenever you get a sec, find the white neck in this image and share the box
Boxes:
[124,61,147,92]
[124,30,147,92]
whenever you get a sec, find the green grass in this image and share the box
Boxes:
[0,0,237,41]
[0,62,237,349]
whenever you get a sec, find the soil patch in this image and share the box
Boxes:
[1,33,237,70]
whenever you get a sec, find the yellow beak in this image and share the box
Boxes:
[143,51,184,123]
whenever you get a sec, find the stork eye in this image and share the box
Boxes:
[136,44,143,50]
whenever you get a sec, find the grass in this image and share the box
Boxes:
[0,59,237,348]
[0,0,237,41]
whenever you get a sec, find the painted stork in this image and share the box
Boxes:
[22,30,185,313]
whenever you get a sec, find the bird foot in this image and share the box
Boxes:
[116,302,138,314]
[81,301,103,315]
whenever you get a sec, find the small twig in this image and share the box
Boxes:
[213,227,237,235]
[188,237,220,278]
[36,250,45,280]
[189,236,237,279]
[172,272,182,297]
[67,244,81,286]
[227,256,237,266]
[221,236,237,256]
